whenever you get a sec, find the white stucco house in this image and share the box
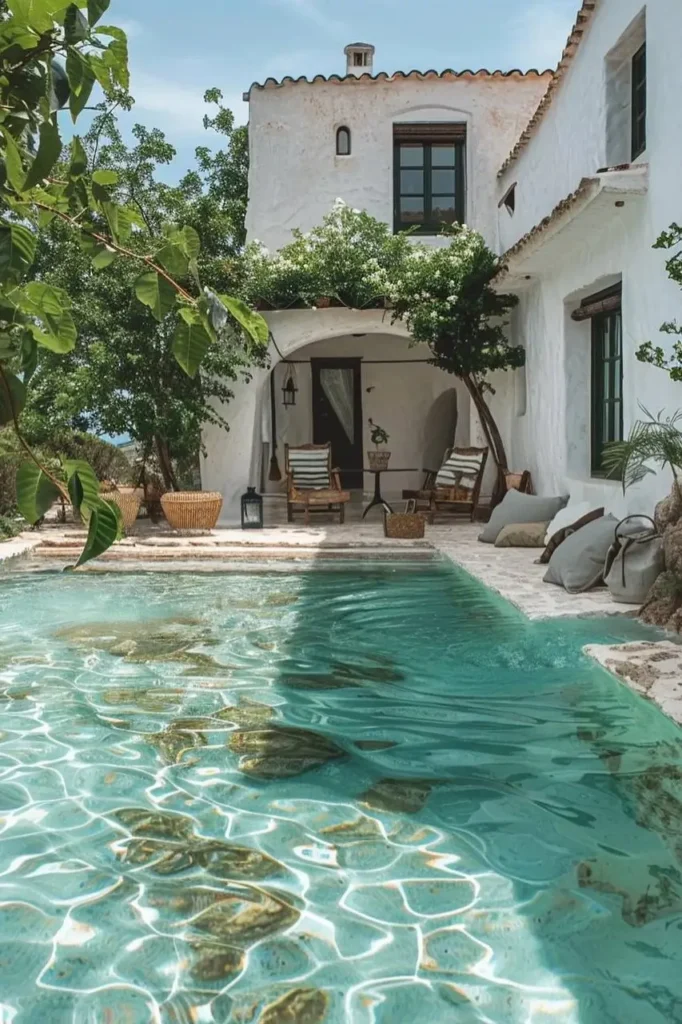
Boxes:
[201,0,682,524]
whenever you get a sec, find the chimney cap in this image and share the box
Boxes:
[344,42,375,54]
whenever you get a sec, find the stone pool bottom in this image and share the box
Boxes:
[0,560,681,1023]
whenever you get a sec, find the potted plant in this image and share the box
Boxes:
[368,419,391,471]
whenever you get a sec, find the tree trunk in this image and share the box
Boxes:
[155,434,179,492]
[462,374,508,508]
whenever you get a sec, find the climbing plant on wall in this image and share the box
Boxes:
[0,0,267,566]
[636,223,682,380]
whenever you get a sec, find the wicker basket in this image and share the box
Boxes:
[384,511,425,539]
[368,450,391,471]
[160,491,223,531]
[101,490,143,532]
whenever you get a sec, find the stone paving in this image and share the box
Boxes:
[584,641,682,726]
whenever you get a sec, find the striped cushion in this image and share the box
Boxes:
[436,451,484,490]
[289,449,330,490]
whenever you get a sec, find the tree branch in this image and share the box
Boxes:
[34,203,195,303]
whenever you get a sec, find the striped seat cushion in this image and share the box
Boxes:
[289,449,330,490]
[435,451,484,490]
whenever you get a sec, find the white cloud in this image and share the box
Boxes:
[128,71,248,133]
[511,2,577,70]
[273,0,345,35]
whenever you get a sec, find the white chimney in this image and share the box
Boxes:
[344,42,375,77]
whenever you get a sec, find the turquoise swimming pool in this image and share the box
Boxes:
[0,560,680,1023]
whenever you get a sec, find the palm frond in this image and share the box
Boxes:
[602,407,682,493]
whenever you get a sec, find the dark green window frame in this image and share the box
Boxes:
[631,42,646,160]
[393,132,465,234]
[591,306,623,476]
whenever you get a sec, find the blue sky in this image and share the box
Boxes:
[107,0,579,179]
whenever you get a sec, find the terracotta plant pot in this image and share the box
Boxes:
[368,450,391,471]
[160,491,223,531]
[316,296,332,308]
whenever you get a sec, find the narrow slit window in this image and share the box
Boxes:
[501,182,516,216]
[336,126,351,156]
[590,303,623,475]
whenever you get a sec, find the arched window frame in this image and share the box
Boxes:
[336,126,351,156]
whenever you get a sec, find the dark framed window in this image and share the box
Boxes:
[591,305,623,475]
[393,125,465,234]
[336,126,351,156]
[631,42,646,160]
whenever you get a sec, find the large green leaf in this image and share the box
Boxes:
[1,128,25,194]
[87,0,110,25]
[66,46,95,120]
[97,25,129,91]
[0,371,26,426]
[18,282,77,353]
[172,316,212,377]
[74,498,120,568]
[134,272,177,322]
[157,240,188,278]
[23,117,62,191]
[91,247,116,269]
[92,168,118,187]
[68,136,88,178]
[20,330,38,383]
[221,294,269,345]
[6,0,57,32]
[62,458,101,512]
[64,3,88,43]
[0,221,37,279]
[16,460,61,524]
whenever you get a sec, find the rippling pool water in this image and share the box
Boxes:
[0,560,681,1023]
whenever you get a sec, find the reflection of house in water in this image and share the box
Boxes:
[201,2,682,524]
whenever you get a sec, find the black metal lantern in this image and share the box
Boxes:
[241,486,264,529]
[282,365,297,407]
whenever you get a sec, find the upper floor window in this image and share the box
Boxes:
[605,12,646,166]
[631,43,646,159]
[336,126,351,156]
[393,124,466,234]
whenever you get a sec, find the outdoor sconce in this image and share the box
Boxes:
[241,486,264,529]
[282,365,298,407]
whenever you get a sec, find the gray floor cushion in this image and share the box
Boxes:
[543,514,621,593]
[479,490,569,544]
[494,522,549,548]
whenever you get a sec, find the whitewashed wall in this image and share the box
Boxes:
[492,0,682,516]
[247,72,549,252]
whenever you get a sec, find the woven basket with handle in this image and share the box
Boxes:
[384,511,425,539]
[160,491,223,531]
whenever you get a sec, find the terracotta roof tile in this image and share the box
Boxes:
[498,1,599,177]
[243,67,552,102]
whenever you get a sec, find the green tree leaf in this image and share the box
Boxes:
[66,47,95,120]
[172,316,212,377]
[62,458,101,511]
[134,271,177,322]
[221,294,269,345]
[1,128,26,193]
[18,282,77,353]
[64,3,89,44]
[7,0,56,32]
[0,371,26,426]
[23,117,62,191]
[68,136,88,178]
[15,461,61,524]
[74,497,121,567]
[92,168,118,186]
[91,247,116,269]
[87,0,110,26]
[0,221,37,279]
